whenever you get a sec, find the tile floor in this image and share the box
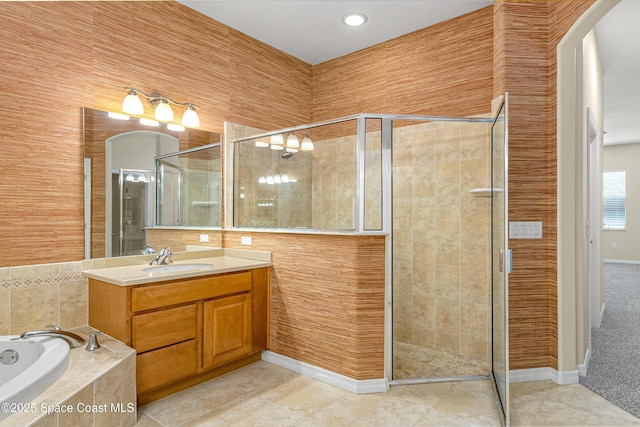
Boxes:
[136,360,640,427]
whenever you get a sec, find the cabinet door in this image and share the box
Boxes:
[203,293,252,369]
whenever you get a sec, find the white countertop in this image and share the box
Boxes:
[82,250,271,286]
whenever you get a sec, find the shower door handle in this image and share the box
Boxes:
[499,249,512,273]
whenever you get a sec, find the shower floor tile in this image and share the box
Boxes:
[393,341,490,380]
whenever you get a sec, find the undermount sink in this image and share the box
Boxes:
[142,263,213,273]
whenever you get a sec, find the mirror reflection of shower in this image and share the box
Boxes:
[106,131,180,257]
[112,169,153,256]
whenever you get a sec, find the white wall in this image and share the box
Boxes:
[578,29,605,368]
[602,142,640,262]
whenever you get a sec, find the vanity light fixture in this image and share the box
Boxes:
[342,13,368,27]
[270,134,284,145]
[286,133,299,148]
[121,87,201,128]
[301,136,314,150]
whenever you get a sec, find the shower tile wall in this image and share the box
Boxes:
[393,120,491,365]
[313,135,357,229]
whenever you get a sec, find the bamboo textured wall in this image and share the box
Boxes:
[0,1,312,267]
[223,231,386,380]
[312,6,495,120]
[492,0,595,370]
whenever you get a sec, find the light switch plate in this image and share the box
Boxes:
[509,221,543,239]
[199,234,209,243]
[241,236,252,246]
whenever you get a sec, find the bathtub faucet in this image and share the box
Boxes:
[18,324,86,348]
[150,247,173,265]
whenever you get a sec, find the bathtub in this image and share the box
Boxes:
[0,335,69,421]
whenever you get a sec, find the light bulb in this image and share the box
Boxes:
[122,89,144,115]
[301,136,314,150]
[125,174,134,182]
[266,175,275,185]
[258,176,267,184]
[286,133,299,148]
[181,105,200,128]
[342,13,368,27]
[281,174,290,183]
[154,99,174,122]
[274,174,282,184]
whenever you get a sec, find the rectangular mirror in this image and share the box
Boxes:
[83,107,221,259]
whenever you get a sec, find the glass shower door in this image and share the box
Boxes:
[491,95,509,426]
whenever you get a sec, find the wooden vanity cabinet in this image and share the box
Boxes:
[88,267,269,405]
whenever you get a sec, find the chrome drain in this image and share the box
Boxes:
[0,349,19,365]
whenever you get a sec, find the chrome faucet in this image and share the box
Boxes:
[150,247,173,265]
[141,245,155,255]
[17,325,86,348]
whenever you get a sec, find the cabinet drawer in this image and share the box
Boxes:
[136,340,197,394]
[133,304,197,353]
[132,271,253,312]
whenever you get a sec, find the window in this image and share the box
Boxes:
[603,171,626,229]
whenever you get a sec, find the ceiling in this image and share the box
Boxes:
[178,0,638,146]
[178,0,492,65]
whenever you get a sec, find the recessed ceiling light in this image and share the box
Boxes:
[342,13,368,27]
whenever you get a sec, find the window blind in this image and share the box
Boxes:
[603,170,626,229]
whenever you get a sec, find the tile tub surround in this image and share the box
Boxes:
[0,326,136,427]
[0,261,87,336]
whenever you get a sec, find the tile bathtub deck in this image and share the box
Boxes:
[136,360,640,427]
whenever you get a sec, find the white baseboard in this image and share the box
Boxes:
[261,350,388,394]
[509,367,579,385]
[604,259,640,265]
[577,347,591,377]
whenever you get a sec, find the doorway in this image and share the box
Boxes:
[388,98,510,426]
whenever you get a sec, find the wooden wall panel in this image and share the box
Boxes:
[223,231,386,380]
[493,0,594,370]
[313,7,494,121]
[0,2,312,267]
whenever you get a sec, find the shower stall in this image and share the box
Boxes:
[230,96,509,425]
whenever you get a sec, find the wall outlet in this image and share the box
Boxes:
[611,242,617,249]
[241,236,252,246]
[199,234,209,243]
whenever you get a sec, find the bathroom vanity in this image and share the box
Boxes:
[83,250,271,405]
